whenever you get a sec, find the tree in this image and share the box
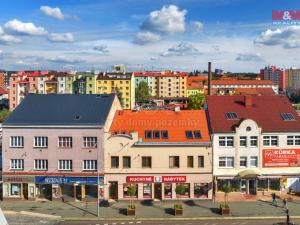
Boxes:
[0,109,11,123]
[115,87,124,107]
[135,81,150,103]
[222,184,231,207]
[127,185,137,209]
[188,93,205,110]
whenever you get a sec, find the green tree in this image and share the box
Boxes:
[222,184,231,207]
[127,185,137,209]
[135,81,150,103]
[115,87,124,107]
[0,109,11,123]
[188,93,205,110]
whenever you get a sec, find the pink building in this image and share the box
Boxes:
[260,66,286,91]
[2,94,121,201]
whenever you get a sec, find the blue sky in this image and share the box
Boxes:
[0,0,300,72]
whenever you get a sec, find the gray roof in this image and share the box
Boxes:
[4,94,116,126]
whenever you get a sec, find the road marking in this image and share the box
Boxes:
[136,222,141,224]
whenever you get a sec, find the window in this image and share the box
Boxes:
[10,136,24,148]
[287,136,300,146]
[185,131,193,139]
[218,157,234,168]
[10,183,21,196]
[161,130,168,139]
[281,113,295,121]
[58,137,72,148]
[219,136,234,147]
[263,136,278,146]
[58,160,72,170]
[113,130,118,135]
[142,156,152,168]
[83,137,97,148]
[198,156,204,168]
[145,131,152,139]
[83,160,97,171]
[111,156,119,168]
[250,136,258,147]
[34,136,48,148]
[169,156,180,168]
[193,130,201,139]
[143,183,152,198]
[153,130,160,139]
[123,156,131,168]
[240,157,247,168]
[10,159,24,170]
[250,156,258,167]
[225,112,238,120]
[239,136,247,147]
[187,156,194,168]
[34,159,48,170]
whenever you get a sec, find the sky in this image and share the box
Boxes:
[0,0,300,72]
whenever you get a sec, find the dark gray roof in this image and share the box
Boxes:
[4,94,116,126]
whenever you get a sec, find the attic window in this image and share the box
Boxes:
[113,131,118,135]
[74,115,81,120]
[161,130,169,139]
[225,112,238,120]
[281,113,295,121]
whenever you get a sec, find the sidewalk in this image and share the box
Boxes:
[1,199,300,220]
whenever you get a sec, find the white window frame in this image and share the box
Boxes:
[34,136,48,148]
[10,159,24,170]
[240,156,247,168]
[219,136,234,147]
[250,156,258,167]
[83,160,97,171]
[10,136,24,148]
[287,136,300,146]
[218,157,234,168]
[250,136,258,147]
[58,137,72,148]
[239,136,247,147]
[34,159,48,171]
[83,137,97,148]
[58,160,72,171]
[263,136,278,146]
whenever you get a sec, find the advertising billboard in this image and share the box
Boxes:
[263,149,300,167]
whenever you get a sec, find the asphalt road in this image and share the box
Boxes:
[59,219,300,225]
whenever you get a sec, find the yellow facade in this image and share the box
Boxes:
[157,76,187,98]
[286,69,300,91]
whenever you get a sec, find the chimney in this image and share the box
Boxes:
[208,62,212,96]
[244,95,252,108]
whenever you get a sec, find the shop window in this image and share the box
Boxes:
[111,156,119,168]
[143,183,152,198]
[239,136,247,147]
[269,178,280,191]
[250,156,258,167]
[123,183,138,198]
[10,183,21,196]
[240,156,247,168]
[257,179,268,191]
[217,179,230,191]
[219,136,234,147]
[10,136,24,148]
[169,156,180,168]
[83,137,97,148]
[198,156,204,168]
[230,179,241,192]
[142,156,152,168]
[187,156,194,168]
[34,136,48,148]
[176,183,190,198]
[164,183,172,198]
[123,156,131,168]
[250,136,258,147]
[58,137,72,148]
[194,183,208,198]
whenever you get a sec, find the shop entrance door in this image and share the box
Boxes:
[22,183,28,200]
[249,180,257,195]
[109,182,118,199]
[154,183,162,199]
[75,185,82,201]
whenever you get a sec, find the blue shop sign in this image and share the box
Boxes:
[35,176,103,185]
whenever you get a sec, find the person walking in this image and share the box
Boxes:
[272,193,277,206]
[283,198,288,210]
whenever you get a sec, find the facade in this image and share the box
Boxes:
[206,95,300,198]
[2,94,121,201]
[96,73,135,109]
[260,66,285,91]
[187,76,206,97]
[285,68,300,92]
[104,110,213,200]
[73,72,97,94]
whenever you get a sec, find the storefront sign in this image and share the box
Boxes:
[263,149,300,167]
[126,176,154,183]
[35,176,104,184]
[3,176,35,183]
[162,176,186,183]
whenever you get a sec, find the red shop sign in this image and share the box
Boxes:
[126,176,154,183]
[162,176,186,183]
[263,149,300,168]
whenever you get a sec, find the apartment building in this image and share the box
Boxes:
[96,73,135,109]
[73,72,97,94]
[104,109,212,200]
[206,95,300,199]
[260,66,285,91]
[2,94,121,201]
[187,76,207,97]
[285,68,300,92]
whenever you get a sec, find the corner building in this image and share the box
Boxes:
[104,110,212,200]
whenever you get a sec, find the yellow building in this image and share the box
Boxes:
[96,73,135,109]
[285,68,300,92]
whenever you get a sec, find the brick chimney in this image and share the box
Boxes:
[244,95,252,108]
[208,62,212,96]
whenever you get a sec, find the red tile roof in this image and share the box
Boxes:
[110,110,210,143]
[187,76,207,90]
[206,95,300,133]
[133,71,187,77]
[211,80,277,85]
[205,87,276,95]
[0,87,8,95]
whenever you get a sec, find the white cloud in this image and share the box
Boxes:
[160,42,199,56]
[48,33,74,42]
[141,5,187,34]
[192,21,204,32]
[49,56,84,64]
[236,53,262,62]
[40,6,64,20]
[93,45,109,53]
[16,60,27,65]
[133,31,161,45]
[4,19,47,36]
[254,26,300,48]
[0,49,2,54]
[0,34,21,44]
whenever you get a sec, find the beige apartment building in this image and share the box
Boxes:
[286,68,300,92]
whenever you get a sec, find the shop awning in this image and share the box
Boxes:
[238,169,260,178]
